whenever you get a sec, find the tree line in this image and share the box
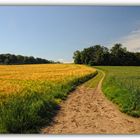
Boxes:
[73,44,140,66]
[0,53,56,65]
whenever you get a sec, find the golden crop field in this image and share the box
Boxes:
[0,64,96,94]
[0,64,96,133]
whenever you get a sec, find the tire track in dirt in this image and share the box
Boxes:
[42,70,140,134]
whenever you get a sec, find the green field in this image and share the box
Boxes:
[96,66,140,117]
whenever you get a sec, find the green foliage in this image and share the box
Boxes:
[97,66,140,117]
[73,50,82,64]
[0,53,56,65]
[73,44,140,66]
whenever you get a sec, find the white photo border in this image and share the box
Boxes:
[0,0,140,140]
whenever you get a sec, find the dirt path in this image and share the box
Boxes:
[42,70,140,134]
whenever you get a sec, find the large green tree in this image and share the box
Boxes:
[73,50,82,64]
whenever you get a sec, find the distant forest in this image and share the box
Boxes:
[0,54,56,65]
[73,44,140,66]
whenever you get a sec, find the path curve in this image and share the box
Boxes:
[42,70,140,134]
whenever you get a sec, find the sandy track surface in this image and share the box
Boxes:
[42,71,140,134]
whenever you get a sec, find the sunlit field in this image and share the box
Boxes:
[0,64,96,94]
[96,66,140,117]
[0,64,96,133]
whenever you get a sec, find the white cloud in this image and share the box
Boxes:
[57,58,73,63]
[57,58,64,62]
[120,29,140,52]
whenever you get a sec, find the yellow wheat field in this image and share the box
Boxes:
[0,64,96,94]
[0,64,96,133]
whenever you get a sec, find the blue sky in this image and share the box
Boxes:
[0,6,140,62]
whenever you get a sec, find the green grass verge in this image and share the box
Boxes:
[84,70,103,89]
[96,66,140,117]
